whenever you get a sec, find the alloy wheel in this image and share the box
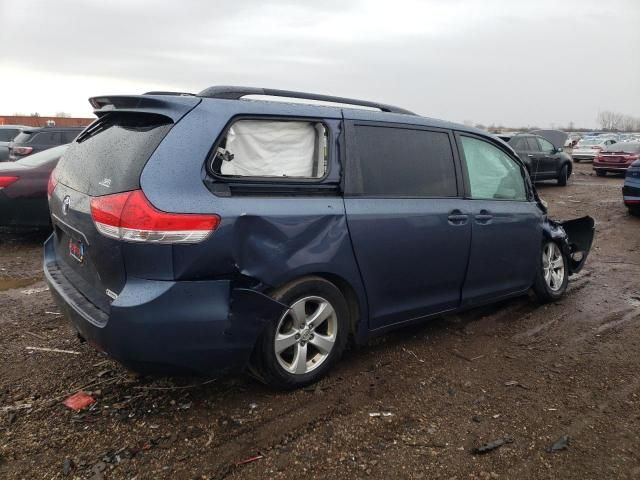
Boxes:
[543,242,565,291]
[274,296,338,375]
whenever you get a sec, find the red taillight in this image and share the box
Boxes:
[90,190,220,244]
[47,170,58,200]
[594,155,603,162]
[626,155,639,162]
[12,146,33,156]
[0,176,19,189]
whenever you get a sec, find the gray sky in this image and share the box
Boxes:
[1,0,638,128]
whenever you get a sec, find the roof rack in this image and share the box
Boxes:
[196,85,415,115]
[144,91,195,96]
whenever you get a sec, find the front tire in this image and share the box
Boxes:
[251,277,349,389]
[595,170,606,177]
[557,164,569,186]
[629,206,640,217]
[533,241,568,303]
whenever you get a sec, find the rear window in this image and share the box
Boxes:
[578,139,600,146]
[11,132,34,144]
[347,125,457,197]
[0,129,20,142]
[604,143,640,153]
[56,113,172,195]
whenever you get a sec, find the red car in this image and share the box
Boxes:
[0,144,68,228]
[593,143,640,176]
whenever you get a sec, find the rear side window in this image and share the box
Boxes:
[348,125,457,197]
[510,137,527,150]
[525,137,540,152]
[460,136,527,201]
[0,129,20,142]
[210,119,328,179]
[32,131,62,144]
[61,130,81,143]
[56,113,172,196]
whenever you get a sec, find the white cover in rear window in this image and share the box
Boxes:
[220,120,317,177]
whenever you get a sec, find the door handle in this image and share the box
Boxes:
[475,210,493,224]
[447,209,468,225]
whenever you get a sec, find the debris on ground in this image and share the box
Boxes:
[504,380,531,390]
[547,435,570,452]
[63,391,96,411]
[26,346,81,355]
[369,412,394,418]
[62,458,74,476]
[235,454,264,467]
[472,436,514,454]
[1,403,33,412]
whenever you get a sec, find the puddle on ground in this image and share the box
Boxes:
[0,277,40,291]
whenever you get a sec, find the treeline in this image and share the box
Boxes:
[596,111,640,132]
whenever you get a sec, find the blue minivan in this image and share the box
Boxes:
[44,87,594,388]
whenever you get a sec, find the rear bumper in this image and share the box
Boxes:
[572,152,596,160]
[43,236,287,376]
[623,184,640,205]
[593,163,630,172]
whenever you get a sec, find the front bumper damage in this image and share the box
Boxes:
[543,216,595,274]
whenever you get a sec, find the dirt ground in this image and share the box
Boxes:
[1,161,639,480]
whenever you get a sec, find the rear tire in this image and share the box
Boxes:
[251,277,349,389]
[557,164,569,186]
[595,170,606,177]
[533,241,568,303]
[629,206,640,217]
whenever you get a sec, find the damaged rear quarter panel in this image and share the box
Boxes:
[140,99,370,343]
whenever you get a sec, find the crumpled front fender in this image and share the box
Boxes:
[542,216,595,274]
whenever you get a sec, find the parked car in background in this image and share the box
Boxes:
[0,144,68,228]
[623,159,640,216]
[0,125,28,162]
[8,126,83,161]
[593,142,640,177]
[44,87,594,388]
[498,133,573,186]
[572,138,616,162]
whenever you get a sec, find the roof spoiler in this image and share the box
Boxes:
[196,85,416,115]
[88,95,200,122]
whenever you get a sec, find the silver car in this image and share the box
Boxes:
[0,125,28,162]
[572,138,617,162]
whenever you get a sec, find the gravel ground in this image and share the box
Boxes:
[1,161,639,479]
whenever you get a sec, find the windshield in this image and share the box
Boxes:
[604,143,640,153]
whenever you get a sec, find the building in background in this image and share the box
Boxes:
[0,115,93,127]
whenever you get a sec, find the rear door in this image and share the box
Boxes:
[524,136,546,178]
[344,121,471,330]
[49,98,198,312]
[535,137,558,176]
[456,133,542,306]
